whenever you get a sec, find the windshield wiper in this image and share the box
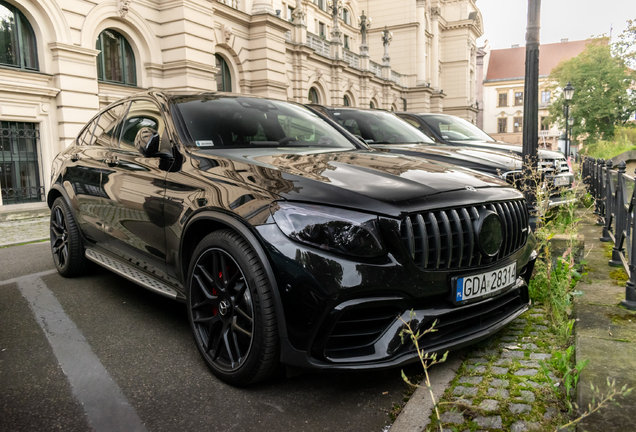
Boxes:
[249,137,299,147]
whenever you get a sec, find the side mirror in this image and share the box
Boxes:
[135,127,161,157]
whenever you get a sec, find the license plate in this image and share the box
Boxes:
[454,262,517,303]
[554,176,570,187]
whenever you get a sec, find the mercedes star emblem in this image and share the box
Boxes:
[219,300,230,316]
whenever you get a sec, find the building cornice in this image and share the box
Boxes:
[48,42,100,58]
[0,68,60,98]
[368,22,419,33]
[484,75,549,84]
[249,12,294,32]
[213,2,251,26]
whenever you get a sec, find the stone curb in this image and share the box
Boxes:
[0,238,49,248]
[390,351,465,432]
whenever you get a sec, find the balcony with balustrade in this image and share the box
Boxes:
[301,32,406,87]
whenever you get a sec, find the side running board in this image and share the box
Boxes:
[85,249,178,299]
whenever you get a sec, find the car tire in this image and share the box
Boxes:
[50,197,89,277]
[187,230,279,386]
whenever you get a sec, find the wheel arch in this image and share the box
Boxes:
[180,211,288,340]
[46,184,65,209]
[47,184,83,227]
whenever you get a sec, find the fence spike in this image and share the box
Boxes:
[617,160,626,172]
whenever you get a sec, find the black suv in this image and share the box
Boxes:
[308,105,525,187]
[397,113,575,206]
[49,92,537,386]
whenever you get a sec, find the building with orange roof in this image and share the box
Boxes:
[477,39,589,150]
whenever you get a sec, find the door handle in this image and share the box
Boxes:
[104,157,119,167]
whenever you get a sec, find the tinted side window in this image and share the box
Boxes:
[402,117,420,129]
[335,118,362,136]
[92,102,129,147]
[76,117,99,146]
[119,100,165,152]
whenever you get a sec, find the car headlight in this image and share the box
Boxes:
[271,202,386,258]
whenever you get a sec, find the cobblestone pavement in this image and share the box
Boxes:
[0,216,49,247]
[431,307,568,432]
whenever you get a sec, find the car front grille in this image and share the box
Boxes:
[540,159,570,173]
[503,171,524,189]
[400,199,529,270]
[557,160,570,173]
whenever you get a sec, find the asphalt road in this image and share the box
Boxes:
[0,242,430,432]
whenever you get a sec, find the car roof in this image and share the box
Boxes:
[306,104,392,114]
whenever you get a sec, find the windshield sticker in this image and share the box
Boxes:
[195,140,215,147]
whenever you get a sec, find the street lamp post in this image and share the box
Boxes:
[381,26,393,66]
[563,81,575,158]
[522,0,541,225]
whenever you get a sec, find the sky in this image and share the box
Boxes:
[476,0,634,49]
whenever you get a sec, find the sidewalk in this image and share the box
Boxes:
[0,216,49,247]
[574,212,636,431]
[0,203,49,247]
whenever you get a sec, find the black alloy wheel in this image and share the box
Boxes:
[187,230,279,386]
[50,197,88,277]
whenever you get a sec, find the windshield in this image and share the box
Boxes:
[173,95,357,149]
[328,109,435,144]
[420,115,496,142]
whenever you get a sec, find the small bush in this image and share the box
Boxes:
[583,126,636,160]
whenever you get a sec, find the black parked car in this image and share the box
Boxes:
[308,105,524,186]
[49,92,537,386]
[396,113,574,205]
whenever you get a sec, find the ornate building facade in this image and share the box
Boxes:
[0,0,482,209]
[478,39,588,149]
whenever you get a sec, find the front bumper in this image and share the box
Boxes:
[546,172,575,206]
[256,220,537,371]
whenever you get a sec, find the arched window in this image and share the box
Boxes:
[96,29,136,86]
[215,54,232,92]
[341,9,350,25]
[0,1,38,70]
[343,95,350,107]
[308,87,320,104]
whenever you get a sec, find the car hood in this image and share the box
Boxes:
[370,143,522,173]
[447,139,563,160]
[192,148,512,214]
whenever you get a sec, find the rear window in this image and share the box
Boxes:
[173,96,356,150]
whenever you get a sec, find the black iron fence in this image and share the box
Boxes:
[0,121,45,205]
[582,157,636,309]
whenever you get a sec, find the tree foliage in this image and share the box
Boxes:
[548,37,636,143]
[613,19,636,70]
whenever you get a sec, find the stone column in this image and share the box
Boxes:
[48,43,100,148]
[252,0,274,15]
[292,0,307,44]
[430,6,440,88]
[416,0,427,85]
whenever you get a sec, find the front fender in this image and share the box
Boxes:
[180,211,289,341]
